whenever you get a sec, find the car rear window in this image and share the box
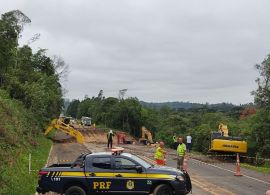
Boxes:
[92,157,111,170]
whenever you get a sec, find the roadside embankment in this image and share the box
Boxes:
[0,90,52,194]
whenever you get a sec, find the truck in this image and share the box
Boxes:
[81,116,91,126]
[36,149,192,195]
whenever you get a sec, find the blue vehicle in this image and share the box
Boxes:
[36,150,192,195]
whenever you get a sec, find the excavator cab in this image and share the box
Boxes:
[63,117,71,125]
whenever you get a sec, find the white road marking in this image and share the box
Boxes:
[191,158,270,185]
[45,144,53,167]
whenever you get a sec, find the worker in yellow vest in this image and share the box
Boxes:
[155,141,166,166]
[177,137,186,170]
[173,134,178,149]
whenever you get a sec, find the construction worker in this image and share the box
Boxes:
[155,141,166,166]
[173,134,178,149]
[177,137,186,170]
[107,129,114,149]
[186,134,192,153]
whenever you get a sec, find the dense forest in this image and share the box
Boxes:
[0,10,64,120]
[0,10,64,193]
[140,101,241,112]
[66,54,270,159]
[66,93,256,154]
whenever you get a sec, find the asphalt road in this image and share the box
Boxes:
[125,144,270,195]
[42,132,270,195]
[166,156,270,195]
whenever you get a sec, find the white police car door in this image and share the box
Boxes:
[113,156,147,193]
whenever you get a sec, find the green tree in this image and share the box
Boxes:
[0,10,31,85]
[251,55,270,158]
[252,55,270,108]
[66,100,80,118]
[0,10,63,124]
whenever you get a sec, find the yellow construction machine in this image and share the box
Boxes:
[209,123,247,153]
[139,126,154,145]
[44,118,84,144]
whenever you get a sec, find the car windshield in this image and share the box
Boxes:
[123,153,152,168]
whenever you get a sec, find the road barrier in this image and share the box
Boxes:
[28,153,45,173]
[28,153,74,174]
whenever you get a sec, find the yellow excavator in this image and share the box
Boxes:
[209,123,247,153]
[44,117,84,144]
[139,126,154,145]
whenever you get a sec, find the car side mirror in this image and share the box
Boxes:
[136,165,143,173]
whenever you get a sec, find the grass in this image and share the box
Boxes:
[0,136,52,195]
[187,150,270,174]
[241,163,270,174]
[0,90,55,194]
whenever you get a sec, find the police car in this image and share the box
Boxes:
[36,148,192,195]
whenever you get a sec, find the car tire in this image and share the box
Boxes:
[153,184,173,195]
[183,171,192,194]
[65,186,86,195]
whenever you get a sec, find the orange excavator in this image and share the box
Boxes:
[44,117,84,144]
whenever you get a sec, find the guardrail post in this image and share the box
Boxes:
[29,153,31,174]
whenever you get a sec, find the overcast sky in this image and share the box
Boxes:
[1,0,270,104]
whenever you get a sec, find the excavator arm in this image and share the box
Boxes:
[44,119,84,144]
[145,131,153,143]
[139,126,154,144]
[141,126,146,139]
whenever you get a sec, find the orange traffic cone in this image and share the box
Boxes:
[234,153,242,176]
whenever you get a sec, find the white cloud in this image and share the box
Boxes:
[1,0,268,103]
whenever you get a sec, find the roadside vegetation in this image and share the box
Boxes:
[241,163,270,174]
[0,10,64,194]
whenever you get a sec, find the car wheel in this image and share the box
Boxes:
[65,186,86,195]
[153,184,173,195]
[183,171,192,194]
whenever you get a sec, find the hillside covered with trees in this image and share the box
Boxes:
[140,101,243,112]
[0,10,64,194]
[66,94,256,154]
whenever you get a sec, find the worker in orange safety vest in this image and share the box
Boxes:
[155,141,166,165]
